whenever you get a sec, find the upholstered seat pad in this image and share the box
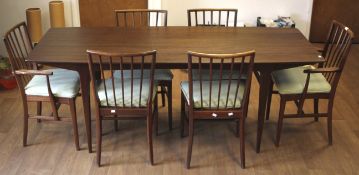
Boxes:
[25,69,80,98]
[271,65,331,95]
[97,78,156,107]
[113,69,173,81]
[180,80,246,109]
[191,70,247,80]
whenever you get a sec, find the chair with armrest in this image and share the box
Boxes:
[3,22,81,150]
[265,20,354,146]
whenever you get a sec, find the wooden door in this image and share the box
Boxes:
[79,0,148,27]
[310,0,359,43]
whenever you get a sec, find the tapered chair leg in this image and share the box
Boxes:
[180,92,185,137]
[69,99,80,151]
[239,117,245,169]
[167,81,173,131]
[96,116,102,166]
[275,98,286,147]
[186,115,194,169]
[154,96,159,136]
[23,101,29,147]
[36,102,42,123]
[114,119,119,131]
[266,81,274,120]
[160,85,166,107]
[314,98,319,122]
[327,100,334,145]
[147,113,154,165]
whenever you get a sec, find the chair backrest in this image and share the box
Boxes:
[321,20,354,86]
[115,9,167,28]
[87,50,156,108]
[187,9,238,27]
[3,22,34,88]
[187,50,255,110]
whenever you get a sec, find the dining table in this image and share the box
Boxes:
[27,26,324,153]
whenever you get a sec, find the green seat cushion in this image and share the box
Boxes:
[191,70,247,80]
[25,69,80,98]
[97,78,156,107]
[271,65,331,95]
[113,69,173,81]
[180,80,246,109]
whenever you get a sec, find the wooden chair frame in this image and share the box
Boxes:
[181,50,255,169]
[265,20,355,146]
[3,22,80,150]
[187,8,238,27]
[87,49,158,166]
[114,9,172,134]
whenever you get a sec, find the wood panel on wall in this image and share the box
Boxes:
[79,0,148,27]
[310,0,359,43]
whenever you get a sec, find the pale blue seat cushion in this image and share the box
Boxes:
[97,78,156,107]
[271,65,331,95]
[191,70,247,80]
[113,69,173,81]
[180,80,246,109]
[25,69,80,98]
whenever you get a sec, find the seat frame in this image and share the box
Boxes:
[181,50,255,169]
[266,20,355,146]
[3,22,81,150]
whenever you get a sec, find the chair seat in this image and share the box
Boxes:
[191,70,247,80]
[180,80,246,109]
[113,69,173,81]
[25,69,80,98]
[271,65,331,95]
[97,78,157,107]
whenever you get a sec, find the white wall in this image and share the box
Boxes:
[0,0,313,56]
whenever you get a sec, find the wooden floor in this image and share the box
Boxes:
[0,45,359,175]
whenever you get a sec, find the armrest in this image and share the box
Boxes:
[14,69,53,76]
[303,67,341,74]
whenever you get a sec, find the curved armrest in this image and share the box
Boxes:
[303,67,341,74]
[14,69,53,76]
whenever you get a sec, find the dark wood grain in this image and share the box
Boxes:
[28,27,322,67]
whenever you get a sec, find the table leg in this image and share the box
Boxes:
[256,69,272,153]
[78,67,92,153]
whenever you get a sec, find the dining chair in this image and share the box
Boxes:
[87,49,158,166]
[114,9,172,134]
[265,20,354,146]
[187,9,238,27]
[3,22,81,150]
[180,50,255,169]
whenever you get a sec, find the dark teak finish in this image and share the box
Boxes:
[87,50,158,166]
[3,22,81,150]
[267,21,354,146]
[27,27,323,153]
[181,51,255,168]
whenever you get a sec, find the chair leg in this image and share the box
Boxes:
[69,99,80,151]
[327,100,334,145]
[266,81,274,120]
[167,81,173,131]
[180,91,185,137]
[23,101,29,147]
[114,117,119,131]
[160,85,166,107]
[275,98,286,147]
[96,116,102,166]
[154,96,159,136]
[36,102,42,123]
[147,112,154,165]
[239,116,245,169]
[186,113,194,169]
[314,98,319,122]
